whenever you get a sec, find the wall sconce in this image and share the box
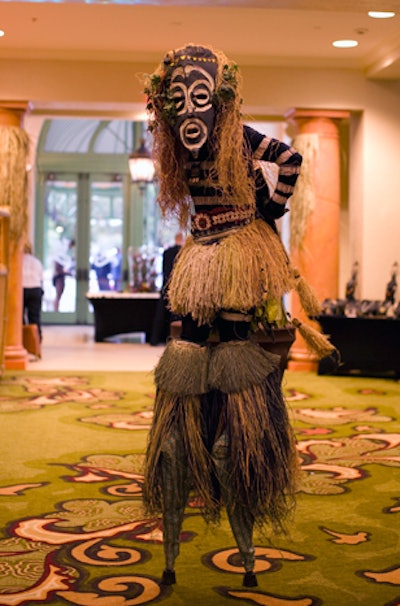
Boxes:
[128,138,155,191]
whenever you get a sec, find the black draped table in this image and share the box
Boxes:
[86,292,160,343]
[317,315,400,377]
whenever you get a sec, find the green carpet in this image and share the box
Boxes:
[0,369,399,606]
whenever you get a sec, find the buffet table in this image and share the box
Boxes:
[317,315,400,377]
[86,292,160,342]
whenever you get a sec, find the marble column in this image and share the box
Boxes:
[0,101,30,370]
[286,108,349,371]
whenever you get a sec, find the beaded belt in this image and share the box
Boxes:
[191,205,255,241]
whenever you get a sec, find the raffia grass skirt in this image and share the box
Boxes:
[168,218,294,325]
[144,340,299,530]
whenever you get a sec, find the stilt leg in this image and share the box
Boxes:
[160,430,191,583]
[212,431,258,587]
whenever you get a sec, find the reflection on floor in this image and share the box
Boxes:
[27,325,165,372]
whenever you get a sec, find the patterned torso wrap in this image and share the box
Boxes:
[167,124,302,326]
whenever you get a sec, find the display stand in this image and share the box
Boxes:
[86,292,160,342]
[317,314,400,377]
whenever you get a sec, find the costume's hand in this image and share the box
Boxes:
[259,200,288,220]
[254,166,288,223]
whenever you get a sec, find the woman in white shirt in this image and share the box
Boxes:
[22,242,44,341]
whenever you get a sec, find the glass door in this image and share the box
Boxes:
[40,173,78,323]
[37,172,126,325]
[88,176,124,294]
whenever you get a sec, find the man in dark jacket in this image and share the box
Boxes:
[150,233,183,344]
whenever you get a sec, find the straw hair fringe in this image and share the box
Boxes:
[292,268,322,317]
[289,133,319,251]
[168,220,295,325]
[223,373,298,532]
[154,339,209,395]
[211,47,254,208]
[293,318,336,359]
[0,126,30,242]
[208,340,280,393]
[143,390,217,520]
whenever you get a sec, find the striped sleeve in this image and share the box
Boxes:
[244,124,302,206]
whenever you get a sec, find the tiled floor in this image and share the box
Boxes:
[27,325,165,372]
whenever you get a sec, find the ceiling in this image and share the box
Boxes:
[1,0,400,79]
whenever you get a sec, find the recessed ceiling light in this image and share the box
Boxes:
[368,11,395,18]
[0,30,5,38]
[332,39,359,48]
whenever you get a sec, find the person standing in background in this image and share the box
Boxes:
[162,232,183,290]
[111,247,123,291]
[150,232,184,345]
[53,238,75,311]
[22,242,44,341]
[92,251,112,291]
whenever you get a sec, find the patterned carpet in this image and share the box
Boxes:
[0,369,399,606]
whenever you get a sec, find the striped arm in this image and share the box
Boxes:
[245,125,302,207]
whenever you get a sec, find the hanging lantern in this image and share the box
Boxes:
[128,138,155,188]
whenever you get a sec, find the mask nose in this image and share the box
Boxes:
[186,97,195,116]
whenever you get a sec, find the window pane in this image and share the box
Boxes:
[42,178,77,313]
[89,180,124,292]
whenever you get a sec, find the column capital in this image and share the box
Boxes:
[285,107,350,122]
[285,108,351,139]
[0,101,31,127]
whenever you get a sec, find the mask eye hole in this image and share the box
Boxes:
[191,84,212,108]
[171,86,186,113]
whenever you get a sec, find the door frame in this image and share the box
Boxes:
[34,119,167,326]
[35,170,140,325]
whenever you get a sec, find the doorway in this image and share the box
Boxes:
[34,118,172,326]
[36,172,126,324]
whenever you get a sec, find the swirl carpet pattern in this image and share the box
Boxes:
[0,370,399,606]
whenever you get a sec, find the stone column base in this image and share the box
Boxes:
[4,345,28,370]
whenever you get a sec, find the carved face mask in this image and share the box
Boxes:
[169,61,217,157]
